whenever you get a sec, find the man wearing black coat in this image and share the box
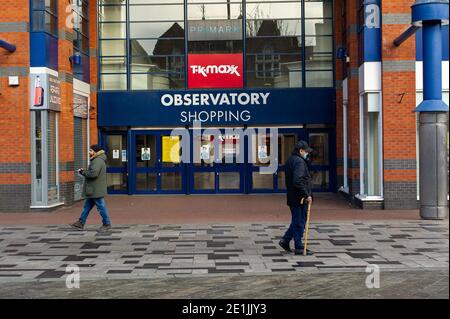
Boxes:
[279,140,314,255]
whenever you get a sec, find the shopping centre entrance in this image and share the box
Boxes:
[102,127,336,195]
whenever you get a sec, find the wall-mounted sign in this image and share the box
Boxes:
[113,150,120,159]
[161,91,269,124]
[121,150,127,162]
[161,92,270,107]
[30,73,61,111]
[73,93,89,118]
[98,88,337,126]
[188,54,243,89]
[188,19,242,41]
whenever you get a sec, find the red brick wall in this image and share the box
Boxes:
[381,0,418,209]
[89,0,98,145]
[0,0,30,192]
[0,0,29,22]
[58,0,75,189]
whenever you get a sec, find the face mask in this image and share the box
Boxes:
[302,153,309,160]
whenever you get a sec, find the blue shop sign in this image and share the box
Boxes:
[98,88,336,127]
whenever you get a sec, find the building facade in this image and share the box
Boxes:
[0,0,448,211]
[0,0,97,211]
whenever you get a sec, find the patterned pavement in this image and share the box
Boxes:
[0,221,448,282]
[1,269,448,299]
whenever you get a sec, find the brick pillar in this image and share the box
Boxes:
[0,0,31,211]
[58,0,76,206]
[381,1,418,209]
[89,0,98,145]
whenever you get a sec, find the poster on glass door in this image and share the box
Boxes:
[258,145,268,160]
[141,148,151,161]
[200,145,210,160]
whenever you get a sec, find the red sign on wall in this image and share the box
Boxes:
[188,54,243,89]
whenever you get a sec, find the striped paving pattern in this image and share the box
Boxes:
[0,221,447,282]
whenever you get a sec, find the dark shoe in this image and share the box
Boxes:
[70,221,84,230]
[98,224,112,233]
[278,240,292,252]
[294,248,314,256]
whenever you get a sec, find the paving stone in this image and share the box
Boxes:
[0,221,446,284]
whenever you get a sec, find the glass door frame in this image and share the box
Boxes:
[130,130,187,194]
[305,127,336,193]
[101,131,129,195]
[247,128,306,193]
[188,128,246,194]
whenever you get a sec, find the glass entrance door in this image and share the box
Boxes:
[189,130,245,193]
[307,129,336,192]
[131,130,185,194]
[248,128,335,193]
[103,132,128,194]
[248,129,304,193]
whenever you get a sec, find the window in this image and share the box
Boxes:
[31,0,58,37]
[73,93,89,201]
[255,46,280,78]
[361,93,382,197]
[73,0,90,82]
[188,1,243,20]
[47,111,58,203]
[247,2,301,20]
[99,0,186,90]
[187,0,243,55]
[246,0,303,88]
[34,111,43,203]
[99,1,128,90]
[304,0,333,87]
[97,0,334,90]
[31,110,60,207]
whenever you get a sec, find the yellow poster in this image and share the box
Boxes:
[162,136,181,163]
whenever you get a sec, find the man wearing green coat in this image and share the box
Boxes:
[70,144,112,232]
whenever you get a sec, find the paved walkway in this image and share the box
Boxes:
[1,194,447,298]
[0,194,419,224]
[0,220,447,283]
[1,270,447,299]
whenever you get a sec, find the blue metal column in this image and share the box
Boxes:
[412,0,449,220]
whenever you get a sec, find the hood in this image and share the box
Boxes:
[91,150,107,162]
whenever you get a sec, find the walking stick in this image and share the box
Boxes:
[303,200,312,256]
